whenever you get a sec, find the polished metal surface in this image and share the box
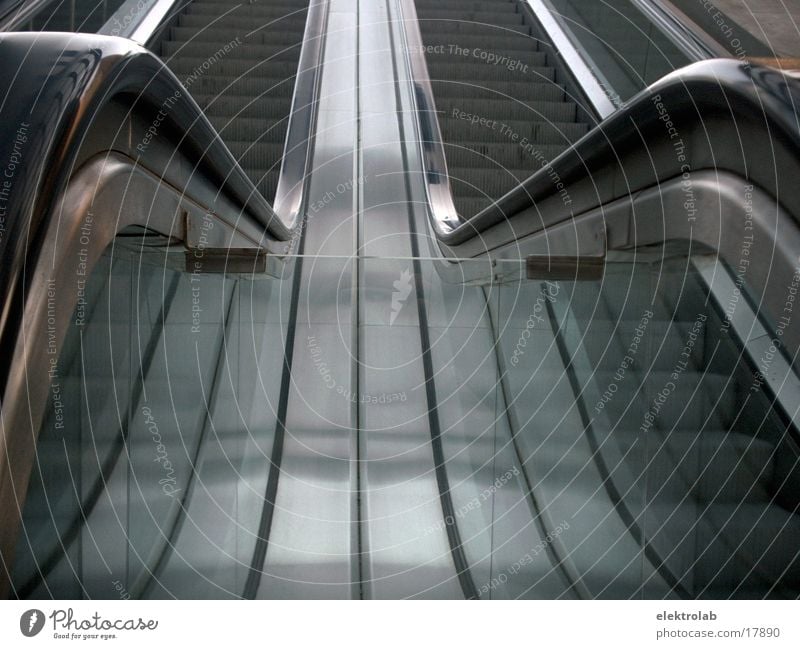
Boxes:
[254,0,359,598]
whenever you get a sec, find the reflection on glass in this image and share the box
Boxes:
[12,238,288,599]
[12,244,800,599]
[545,0,693,103]
[494,252,800,598]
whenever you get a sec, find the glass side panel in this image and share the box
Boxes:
[11,239,290,599]
[544,0,693,104]
[493,252,800,598]
[12,246,799,598]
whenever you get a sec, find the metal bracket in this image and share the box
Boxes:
[526,232,607,281]
[185,248,270,274]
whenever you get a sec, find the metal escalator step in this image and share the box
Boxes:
[161,41,302,61]
[186,3,308,19]
[194,95,293,119]
[418,32,540,53]
[419,10,525,25]
[415,0,518,12]
[439,116,587,145]
[167,56,302,77]
[208,117,288,143]
[420,49,547,68]
[434,97,577,123]
[169,26,305,45]
[440,141,567,168]
[226,142,287,171]
[426,61,555,82]
[419,20,529,36]
[181,74,298,97]
[453,195,493,218]
[189,0,304,8]
[416,0,590,211]
[447,166,533,199]
[177,13,307,29]
[430,78,565,102]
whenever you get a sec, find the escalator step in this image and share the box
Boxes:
[185,3,307,19]
[169,26,305,45]
[167,56,301,78]
[418,32,540,53]
[194,95,293,120]
[430,79,566,102]
[418,20,530,37]
[180,74,298,98]
[415,0,590,218]
[435,97,577,123]
[227,141,288,171]
[208,117,288,143]
[421,49,548,68]
[419,10,525,25]
[177,13,307,30]
[440,117,587,145]
[426,61,555,83]
[441,141,568,169]
[415,0,519,11]
[161,41,302,62]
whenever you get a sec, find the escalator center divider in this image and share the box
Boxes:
[388,6,480,600]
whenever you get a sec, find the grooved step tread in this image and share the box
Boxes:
[415,0,590,218]
[179,74,298,97]
[169,26,305,45]
[186,3,308,19]
[178,13,307,29]
[161,41,302,61]
[426,60,555,82]
[158,0,309,203]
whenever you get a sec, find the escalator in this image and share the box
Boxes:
[1,0,800,601]
[160,0,309,202]
[414,0,590,218]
